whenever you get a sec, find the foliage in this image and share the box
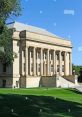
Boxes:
[72,64,82,75]
[0,0,21,65]
[0,0,21,20]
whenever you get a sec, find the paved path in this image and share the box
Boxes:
[75,86,82,93]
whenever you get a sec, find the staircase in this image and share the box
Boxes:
[75,85,82,92]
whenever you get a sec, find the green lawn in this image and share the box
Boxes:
[0,88,82,117]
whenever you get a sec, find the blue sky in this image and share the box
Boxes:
[8,0,82,65]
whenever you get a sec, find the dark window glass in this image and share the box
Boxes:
[57,54,59,60]
[57,65,59,72]
[3,63,6,73]
[62,65,64,72]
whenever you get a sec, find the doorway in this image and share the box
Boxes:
[2,80,6,88]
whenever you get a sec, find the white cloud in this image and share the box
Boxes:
[64,9,75,15]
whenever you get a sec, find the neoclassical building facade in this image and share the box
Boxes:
[0,22,72,88]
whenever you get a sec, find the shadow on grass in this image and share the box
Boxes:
[67,88,82,94]
[0,94,82,117]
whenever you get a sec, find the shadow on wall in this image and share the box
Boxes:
[0,94,82,117]
[39,76,56,87]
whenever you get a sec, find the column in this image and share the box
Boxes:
[53,50,56,74]
[29,49,31,75]
[36,50,38,75]
[59,51,62,75]
[20,46,22,76]
[69,52,72,75]
[64,52,67,75]
[22,50,24,76]
[33,47,36,76]
[41,48,43,75]
[25,47,28,77]
[47,49,50,75]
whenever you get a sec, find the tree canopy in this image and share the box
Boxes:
[0,0,21,65]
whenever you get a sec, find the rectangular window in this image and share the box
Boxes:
[62,54,64,61]
[57,65,59,72]
[62,65,64,72]
[31,63,33,72]
[23,50,25,57]
[51,53,53,60]
[38,52,40,59]
[24,63,25,72]
[3,63,6,73]
[31,51,33,58]
[38,64,41,72]
[51,65,54,72]
[57,54,59,60]
[44,52,47,59]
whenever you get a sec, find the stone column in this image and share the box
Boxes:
[29,49,31,75]
[64,52,67,75]
[59,51,62,75]
[47,49,50,75]
[22,50,24,76]
[41,48,43,75]
[33,47,36,76]
[69,52,72,75]
[53,50,56,74]
[36,50,38,75]
[25,47,28,77]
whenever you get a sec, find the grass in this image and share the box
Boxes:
[0,88,82,117]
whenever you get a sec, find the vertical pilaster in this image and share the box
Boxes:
[53,50,56,74]
[36,50,38,75]
[47,49,50,76]
[59,51,62,75]
[33,47,36,76]
[41,48,43,75]
[25,47,28,77]
[64,52,67,75]
[69,52,72,75]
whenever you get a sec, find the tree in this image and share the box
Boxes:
[0,0,21,65]
[72,64,82,75]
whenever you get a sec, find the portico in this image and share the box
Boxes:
[22,45,72,77]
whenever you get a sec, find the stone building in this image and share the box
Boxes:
[0,22,72,88]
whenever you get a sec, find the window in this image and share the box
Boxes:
[62,65,64,72]
[38,64,41,72]
[3,63,6,73]
[16,81,19,88]
[51,65,54,72]
[31,51,33,58]
[31,63,33,72]
[57,65,59,72]
[44,52,47,59]
[38,52,40,59]
[23,50,25,57]
[57,54,59,60]
[50,53,53,60]
[62,54,64,61]
[2,80,6,88]
[24,63,25,72]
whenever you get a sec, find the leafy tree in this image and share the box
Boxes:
[0,0,21,65]
[72,64,82,75]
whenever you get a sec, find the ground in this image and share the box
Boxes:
[0,88,82,117]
